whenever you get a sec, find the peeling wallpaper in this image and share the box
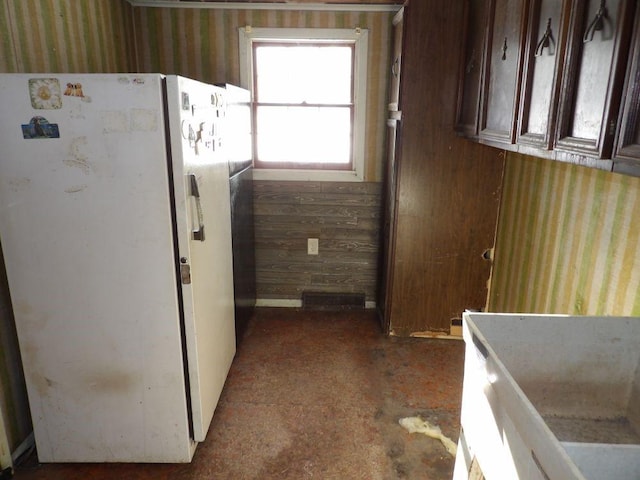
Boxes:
[132,6,393,181]
[489,153,640,316]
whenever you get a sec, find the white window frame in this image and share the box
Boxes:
[239,26,368,182]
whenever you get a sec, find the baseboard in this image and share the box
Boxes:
[256,298,377,309]
[255,298,302,308]
[0,412,10,470]
[11,432,34,465]
[302,292,365,310]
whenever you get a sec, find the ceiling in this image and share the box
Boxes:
[178,0,404,3]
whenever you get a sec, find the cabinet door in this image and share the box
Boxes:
[614,7,640,167]
[388,8,403,112]
[455,0,490,137]
[555,0,635,158]
[479,0,527,144]
[379,118,400,333]
[517,0,569,148]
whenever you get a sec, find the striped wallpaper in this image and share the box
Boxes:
[132,6,394,181]
[488,153,640,316]
[0,0,134,73]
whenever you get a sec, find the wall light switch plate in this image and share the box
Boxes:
[308,238,319,255]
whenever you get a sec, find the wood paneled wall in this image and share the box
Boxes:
[384,1,505,336]
[0,0,134,455]
[132,6,393,181]
[489,153,640,315]
[254,181,382,303]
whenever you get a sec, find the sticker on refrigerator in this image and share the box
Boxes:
[182,92,190,110]
[64,82,84,98]
[64,82,92,103]
[29,78,62,109]
[22,116,60,139]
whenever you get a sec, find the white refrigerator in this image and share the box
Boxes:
[0,74,236,463]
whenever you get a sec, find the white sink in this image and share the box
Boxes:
[454,313,640,480]
[562,442,640,479]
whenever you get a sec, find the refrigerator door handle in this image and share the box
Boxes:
[189,173,205,241]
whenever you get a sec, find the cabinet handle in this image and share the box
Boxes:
[391,57,400,78]
[501,37,508,60]
[189,173,205,242]
[583,0,610,43]
[535,18,556,56]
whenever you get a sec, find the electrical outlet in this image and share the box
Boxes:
[307,238,319,255]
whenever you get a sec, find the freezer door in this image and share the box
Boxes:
[0,74,194,462]
[165,76,236,442]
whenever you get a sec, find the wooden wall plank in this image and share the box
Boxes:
[254,204,380,219]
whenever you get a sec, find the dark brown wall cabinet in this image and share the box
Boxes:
[517,0,568,149]
[388,8,403,113]
[457,0,637,170]
[456,0,491,137]
[379,8,403,328]
[479,0,528,143]
[556,0,635,160]
[613,7,640,174]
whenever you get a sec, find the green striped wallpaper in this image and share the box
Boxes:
[488,153,640,316]
[0,2,17,72]
[133,7,393,181]
[0,0,134,73]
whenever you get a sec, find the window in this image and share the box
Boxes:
[253,42,353,169]
[239,27,368,181]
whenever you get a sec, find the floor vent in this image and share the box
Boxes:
[301,292,365,310]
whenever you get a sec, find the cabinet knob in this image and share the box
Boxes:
[391,57,400,78]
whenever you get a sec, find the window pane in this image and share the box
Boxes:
[256,106,351,164]
[255,45,352,104]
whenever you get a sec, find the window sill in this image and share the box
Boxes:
[252,168,363,182]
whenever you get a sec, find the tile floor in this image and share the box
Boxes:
[14,308,465,480]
